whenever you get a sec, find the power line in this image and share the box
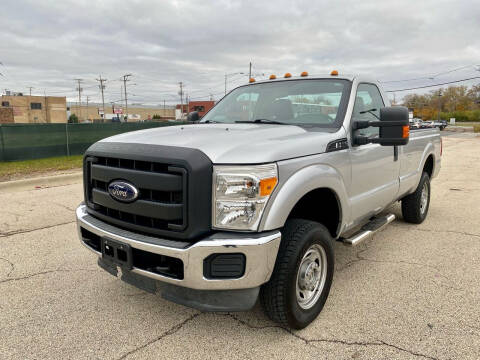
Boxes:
[381,64,480,84]
[385,76,480,92]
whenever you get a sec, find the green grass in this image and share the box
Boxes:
[0,155,83,181]
[474,125,480,133]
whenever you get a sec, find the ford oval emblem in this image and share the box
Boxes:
[108,180,139,203]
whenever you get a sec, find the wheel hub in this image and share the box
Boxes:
[295,244,328,310]
[299,262,320,291]
[420,182,429,215]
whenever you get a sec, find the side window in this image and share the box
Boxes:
[352,84,385,138]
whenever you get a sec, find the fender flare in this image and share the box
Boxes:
[260,164,350,236]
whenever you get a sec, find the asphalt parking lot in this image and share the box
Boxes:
[1,133,479,360]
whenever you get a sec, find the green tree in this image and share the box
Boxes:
[68,114,79,123]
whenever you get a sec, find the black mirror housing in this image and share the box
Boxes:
[187,111,200,122]
[353,106,410,146]
[378,106,409,146]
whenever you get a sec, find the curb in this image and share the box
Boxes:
[0,171,83,193]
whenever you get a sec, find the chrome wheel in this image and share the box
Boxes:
[296,244,328,310]
[420,182,429,215]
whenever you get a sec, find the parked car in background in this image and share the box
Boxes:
[409,118,422,129]
[421,121,435,128]
[432,120,447,130]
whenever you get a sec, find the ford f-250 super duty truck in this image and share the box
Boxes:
[76,71,441,329]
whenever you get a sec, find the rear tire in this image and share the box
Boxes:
[260,219,334,329]
[401,172,431,224]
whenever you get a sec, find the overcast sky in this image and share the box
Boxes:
[1,0,479,105]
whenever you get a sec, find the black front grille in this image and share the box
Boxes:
[83,142,212,241]
[85,156,187,235]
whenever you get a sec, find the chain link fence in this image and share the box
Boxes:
[0,122,184,162]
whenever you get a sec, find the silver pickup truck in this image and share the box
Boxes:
[76,72,441,329]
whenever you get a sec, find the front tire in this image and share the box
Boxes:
[401,172,431,224]
[260,219,334,329]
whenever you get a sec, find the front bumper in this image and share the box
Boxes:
[76,204,281,291]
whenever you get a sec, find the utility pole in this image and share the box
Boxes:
[96,76,107,121]
[163,100,166,115]
[44,89,48,123]
[437,90,442,121]
[122,74,132,121]
[28,87,34,96]
[179,82,184,118]
[249,62,252,80]
[86,96,90,122]
[74,79,83,121]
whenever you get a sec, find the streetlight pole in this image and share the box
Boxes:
[224,72,244,95]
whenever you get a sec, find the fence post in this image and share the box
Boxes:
[0,125,5,162]
[65,123,70,156]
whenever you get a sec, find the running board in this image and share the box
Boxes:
[342,214,396,246]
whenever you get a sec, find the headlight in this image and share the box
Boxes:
[213,164,278,231]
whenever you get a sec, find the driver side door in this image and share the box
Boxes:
[348,83,400,225]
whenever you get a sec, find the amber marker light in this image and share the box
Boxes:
[402,125,410,138]
[269,74,277,80]
[260,177,278,197]
[249,78,256,83]
[330,70,339,76]
[284,73,292,78]
[300,71,308,77]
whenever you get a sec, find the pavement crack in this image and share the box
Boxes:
[0,257,15,277]
[116,312,202,360]
[0,221,75,238]
[51,201,76,212]
[227,314,439,360]
[0,268,97,284]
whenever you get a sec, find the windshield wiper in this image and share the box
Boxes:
[202,120,220,123]
[235,119,288,125]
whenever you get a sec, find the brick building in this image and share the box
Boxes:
[1,94,67,123]
[188,101,215,117]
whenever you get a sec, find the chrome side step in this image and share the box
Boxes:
[342,214,395,246]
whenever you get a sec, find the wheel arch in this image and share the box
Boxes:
[260,164,348,238]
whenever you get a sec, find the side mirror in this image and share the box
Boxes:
[378,106,410,146]
[187,111,200,122]
[353,106,409,146]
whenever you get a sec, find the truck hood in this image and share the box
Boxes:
[100,123,346,164]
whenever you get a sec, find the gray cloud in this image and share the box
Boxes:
[1,0,479,104]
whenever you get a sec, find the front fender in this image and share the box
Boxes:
[259,163,350,236]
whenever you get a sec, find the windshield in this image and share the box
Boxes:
[202,79,351,127]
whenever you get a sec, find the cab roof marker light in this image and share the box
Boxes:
[300,71,308,77]
[249,78,256,83]
[269,74,277,80]
[331,70,339,76]
[284,73,292,78]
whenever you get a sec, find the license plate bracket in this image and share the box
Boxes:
[101,238,133,270]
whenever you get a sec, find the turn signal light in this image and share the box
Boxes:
[269,74,277,80]
[284,73,292,78]
[330,70,339,76]
[402,125,409,138]
[260,177,278,197]
[249,78,256,83]
[300,71,308,77]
